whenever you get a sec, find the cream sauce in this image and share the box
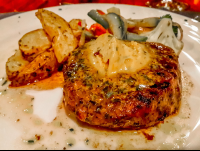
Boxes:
[0,69,194,150]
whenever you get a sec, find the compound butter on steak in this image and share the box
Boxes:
[63,33,181,129]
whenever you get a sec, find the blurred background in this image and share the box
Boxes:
[0,0,200,20]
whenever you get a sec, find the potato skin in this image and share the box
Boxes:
[6,50,29,81]
[19,29,51,62]
[36,9,78,63]
[63,42,181,129]
[9,49,58,87]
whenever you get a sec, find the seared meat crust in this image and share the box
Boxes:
[63,42,181,129]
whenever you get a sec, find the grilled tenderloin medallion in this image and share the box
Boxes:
[63,40,181,129]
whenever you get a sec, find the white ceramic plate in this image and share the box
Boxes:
[0,4,200,150]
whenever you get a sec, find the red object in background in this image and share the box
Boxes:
[91,0,155,6]
[92,0,200,12]
[0,0,200,13]
[0,0,62,13]
[181,0,200,12]
[145,0,200,12]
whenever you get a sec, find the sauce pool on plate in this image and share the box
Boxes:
[0,68,194,150]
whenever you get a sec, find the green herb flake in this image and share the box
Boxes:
[72,50,80,56]
[83,80,92,87]
[103,86,109,93]
[143,75,152,81]
[173,26,178,37]
[136,85,142,91]
[0,89,7,95]
[85,138,89,145]
[97,47,101,51]
[103,81,112,87]
[118,88,125,94]
[68,143,73,147]
[104,113,109,119]
[28,140,34,144]
[112,98,121,103]
[106,91,113,98]
[126,76,136,86]
[78,59,84,64]
[160,14,172,20]
[80,64,88,70]
[1,80,7,86]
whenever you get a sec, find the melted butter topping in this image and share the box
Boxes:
[87,33,151,76]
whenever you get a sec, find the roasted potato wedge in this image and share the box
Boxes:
[8,49,58,87]
[6,49,30,80]
[36,9,78,63]
[19,29,51,62]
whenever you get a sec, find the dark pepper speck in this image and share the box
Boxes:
[68,143,73,147]
[69,128,74,132]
